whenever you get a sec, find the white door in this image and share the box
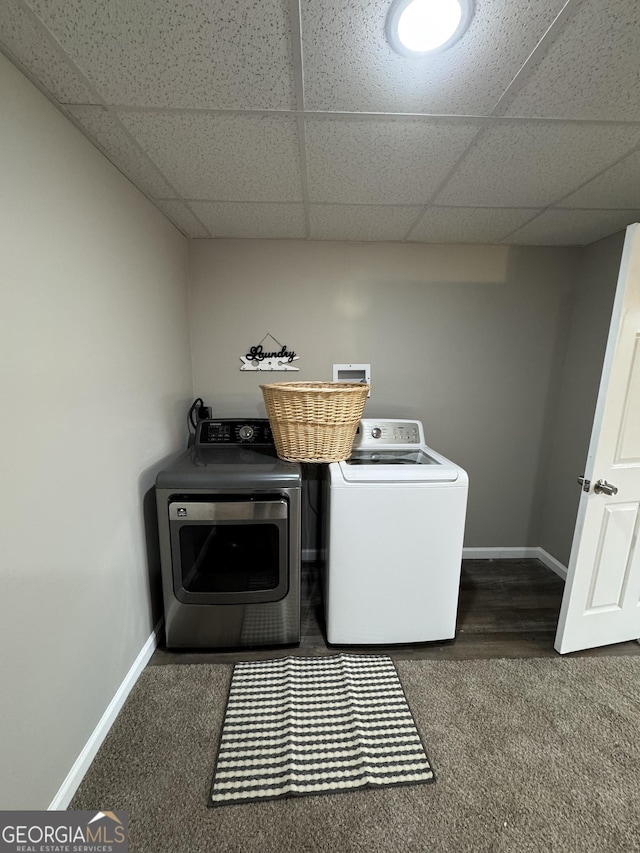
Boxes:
[555,223,640,655]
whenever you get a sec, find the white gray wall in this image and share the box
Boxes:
[536,232,623,566]
[0,57,192,808]
[189,239,581,548]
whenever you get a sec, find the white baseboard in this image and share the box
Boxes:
[536,548,568,581]
[463,546,567,580]
[462,547,540,560]
[48,620,162,811]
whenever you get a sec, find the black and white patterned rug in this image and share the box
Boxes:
[209,653,435,807]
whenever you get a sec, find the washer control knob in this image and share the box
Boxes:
[371,427,382,439]
[238,424,255,441]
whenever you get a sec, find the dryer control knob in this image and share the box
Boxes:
[238,424,255,441]
[371,427,382,439]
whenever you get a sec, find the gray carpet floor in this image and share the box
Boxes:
[70,657,640,852]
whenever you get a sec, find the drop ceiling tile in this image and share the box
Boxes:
[154,201,210,238]
[408,207,541,244]
[0,0,95,103]
[437,121,640,208]
[305,117,480,205]
[117,112,303,202]
[561,149,640,209]
[309,204,421,241]
[503,209,640,247]
[189,202,306,239]
[300,0,567,114]
[500,0,640,121]
[24,0,295,109]
[66,106,175,198]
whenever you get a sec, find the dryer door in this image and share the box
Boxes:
[169,498,289,604]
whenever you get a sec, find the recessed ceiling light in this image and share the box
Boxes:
[386,0,473,56]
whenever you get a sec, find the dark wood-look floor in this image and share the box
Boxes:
[149,559,640,665]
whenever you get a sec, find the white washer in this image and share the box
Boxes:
[324,418,468,645]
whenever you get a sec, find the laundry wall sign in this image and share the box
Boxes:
[240,333,300,371]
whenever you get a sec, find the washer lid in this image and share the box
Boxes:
[338,446,460,482]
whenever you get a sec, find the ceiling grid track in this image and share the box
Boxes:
[401,119,489,241]
[490,0,583,117]
[289,0,311,239]
[499,130,640,243]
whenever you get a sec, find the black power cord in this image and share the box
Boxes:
[188,398,204,434]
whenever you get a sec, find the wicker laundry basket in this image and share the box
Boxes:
[260,381,369,463]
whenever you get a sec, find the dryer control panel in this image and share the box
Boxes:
[353,419,424,448]
[196,419,274,446]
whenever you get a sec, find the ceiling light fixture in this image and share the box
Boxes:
[386,0,473,56]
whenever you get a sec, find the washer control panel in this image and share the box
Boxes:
[353,419,424,448]
[196,419,274,445]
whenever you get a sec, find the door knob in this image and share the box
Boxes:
[593,479,618,496]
